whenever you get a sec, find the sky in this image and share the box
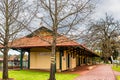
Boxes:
[93,0,120,20]
[3,0,120,55]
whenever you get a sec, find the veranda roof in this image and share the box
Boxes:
[9,36,99,57]
[9,36,81,48]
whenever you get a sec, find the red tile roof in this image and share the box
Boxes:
[9,36,80,48]
[81,45,99,56]
[9,36,99,57]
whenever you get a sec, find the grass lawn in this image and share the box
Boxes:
[112,66,120,72]
[112,65,120,80]
[0,70,79,80]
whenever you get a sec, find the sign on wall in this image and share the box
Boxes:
[39,52,51,56]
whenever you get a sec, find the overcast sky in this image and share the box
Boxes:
[5,0,120,55]
[93,0,120,20]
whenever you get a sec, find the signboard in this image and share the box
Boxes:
[39,52,51,56]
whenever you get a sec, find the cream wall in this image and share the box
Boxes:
[30,51,51,69]
[30,52,37,69]
[71,58,76,69]
[68,55,76,69]
[56,52,60,70]
[30,47,77,71]
[30,48,60,70]
[30,48,51,69]
[61,50,77,71]
[62,51,67,71]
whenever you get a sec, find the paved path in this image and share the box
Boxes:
[75,65,116,80]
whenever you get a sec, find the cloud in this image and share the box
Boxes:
[93,0,120,20]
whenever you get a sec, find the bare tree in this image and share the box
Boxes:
[83,14,120,63]
[37,0,97,80]
[0,0,37,79]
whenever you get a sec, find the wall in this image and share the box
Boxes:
[30,48,60,70]
[62,50,67,71]
[30,48,51,69]
[30,47,77,71]
[71,57,76,69]
[56,52,60,70]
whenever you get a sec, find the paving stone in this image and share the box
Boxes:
[74,65,116,80]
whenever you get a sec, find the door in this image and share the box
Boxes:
[66,53,70,69]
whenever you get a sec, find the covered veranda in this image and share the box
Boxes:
[11,43,99,71]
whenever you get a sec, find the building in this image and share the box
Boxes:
[9,27,99,72]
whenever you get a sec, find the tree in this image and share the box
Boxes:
[0,0,37,79]
[83,14,120,63]
[37,0,97,80]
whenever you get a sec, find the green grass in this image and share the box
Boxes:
[0,70,79,80]
[112,65,120,80]
[112,65,120,72]
[117,76,120,80]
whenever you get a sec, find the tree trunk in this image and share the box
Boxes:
[49,36,56,80]
[104,57,109,63]
[3,0,9,79]
[2,47,9,79]
[49,0,57,80]
[49,63,56,80]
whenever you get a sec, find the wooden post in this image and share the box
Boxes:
[59,47,64,71]
[20,50,24,70]
[78,55,80,66]
[28,50,30,69]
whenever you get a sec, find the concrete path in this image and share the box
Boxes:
[75,65,116,80]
